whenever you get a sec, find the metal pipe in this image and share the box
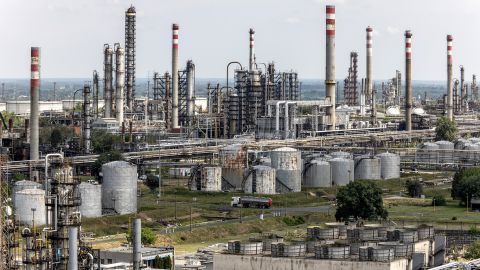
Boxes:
[125,6,136,112]
[249,28,255,71]
[325,5,336,130]
[68,226,78,270]
[30,47,40,160]
[133,218,141,270]
[115,44,125,125]
[447,35,453,120]
[104,44,114,118]
[172,24,180,129]
[93,70,99,119]
[460,65,465,112]
[366,26,373,103]
[186,60,195,124]
[405,30,413,131]
[83,85,91,154]
[275,101,285,136]
[285,102,296,139]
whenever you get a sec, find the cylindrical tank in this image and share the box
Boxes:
[370,246,395,262]
[378,242,413,258]
[329,158,354,186]
[304,160,331,187]
[239,242,263,255]
[375,152,401,179]
[102,161,138,215]
[244,165,275,194]
[354,156,381,180]
[417,142,439,163]
[14,189,46,226]
[455,138,469,150]
[12,180,43,201]
[315,244,350,259]
[462,143,480,161]
[79,182,102,218]
[219,144,247,189]
[270,147,301,192]
[200,166,222,192]
[435,141,454,163]
[469,138,480,144]
[330,151,352,159]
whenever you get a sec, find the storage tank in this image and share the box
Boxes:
[200,166,222,192]
[455,138,469,150]
[469,138,480,144]
[375,152,401,179]
[270,147,301,192]
[79,182,102,218]
[102,161,138,215]
[417,142,439,163]
[435,141,454,163]
[219,144,247,188]
[329,158,354,186]
[12,180,42,201]
[354,156,381,180]
[244,165,276,194]
[461,143,480,161]
[14,189,46,226]
[330,151,352,159]
[304,160,331,187]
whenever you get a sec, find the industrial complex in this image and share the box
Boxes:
[3,2,480,270]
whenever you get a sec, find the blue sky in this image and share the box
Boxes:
[1,0,479,80]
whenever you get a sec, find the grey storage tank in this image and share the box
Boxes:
[304,160,331,187]
[244,165,276,194]
[219,144,247,189]
[435,141,454,163]
[330,151,352,159]
[329,158,354,186]
[79,182,102,218]
[270,147,302,192]
[417,142,439,163]
[200,166,222,192]
[14,189,46,226]
[102,161,138,215]
[375,152,401,179]
[354,155,381,180]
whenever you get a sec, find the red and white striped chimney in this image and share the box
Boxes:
[447,35,453,120]
[325,5,336,130]
[366,26,373,101]
[405,30,412,131]
[172,24,179,129]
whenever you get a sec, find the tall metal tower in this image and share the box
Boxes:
[125,5,136,112]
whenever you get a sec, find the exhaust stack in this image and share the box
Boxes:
[460,65,465,112]
[447,35,453,120]
[366,26,373,103]
[325,5,336,130]
[83,84,91,154]
[104,44,114,118]
[172,24,180,129]
[405,30,413,131]
[249,28,255,71]
[30,47,40,160]
[115,44,125,125]
[133,219,142,270]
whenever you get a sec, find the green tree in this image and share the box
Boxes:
[435,116,458,141]
[405,179,423,198]
[91,130,121,153]
[50,128,63,147]
[465,240,480,260]
[126,227,157,246]
[431,194,446,206]
[92,150,124,180]
[452,167,480,201]
[145,174,160,191]
[335,180,388,221]
[451,174,480,206]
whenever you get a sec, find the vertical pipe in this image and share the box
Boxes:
[366,26,373,103]
[325,5,336,130]
[133,219,141,270]
[104,45,113,118]
[186,60,195,124]
[30,47,40,160]
[249,29,255,71]
[125,6,136,112]
[460,65,465,112]
[172,24,180,129]
[405,30,413,131]
[68,226,78,270]
[83,85,91,154]
[115,44,125,125]
[447,35,453,120]
[93,70,99,119]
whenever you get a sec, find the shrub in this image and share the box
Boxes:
[431,194,446,206]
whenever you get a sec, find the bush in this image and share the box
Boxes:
[431,194,446,206]
[282,216,305,226]
[465,240,480,260]
[126,227,157,246]
[145,174,160,191]
[335,181,388,221]
[451,167,480,204]
[405,179,423,198]
[435,116,458,141]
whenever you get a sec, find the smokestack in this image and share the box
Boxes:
[115,44,125,125]
[104,44,114,118]
[249,28,255,71]
[460,65,465,112]
[125,5,136,112]
[405,30,413,131]
[186,60,195,126]
[366,27,373,103]
[83,84,91,154]
[172,24,180,129]
[133,218,142,270]
[30,47,40,160]
[447,35,453,120]
[325,5,336,130]
[93,70,99,119]
[68,226,78,270]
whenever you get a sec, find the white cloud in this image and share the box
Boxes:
[386,26,399,34]
[286,17,300,24]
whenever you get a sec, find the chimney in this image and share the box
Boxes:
[104,44,114,118]
[404,30,413,131]
[172,24,180,129]
[447,35,453,120]
[249,28,255,71]
[115,44,125,125]
[30,47,40,160]
[325,5,336,130]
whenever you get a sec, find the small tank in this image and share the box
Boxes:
[12,180,43,201]
[304,160,331,187]
[14,189,46,226]
[354,155,381,180]
[329,158,354,186]
[200,166,222,192]
[435,141,454,163]
[315,244,350,259]
[102,161,138,215]
[270,147,301,192]
[375,152,401,179]
[462,143,480,161]
[244,165,276,194]
[455,138,470,150]
[79,182,102,218]
[330,151,352,159]
[417,142,440,163]
[219,144,248,189]
[469,138,480,144]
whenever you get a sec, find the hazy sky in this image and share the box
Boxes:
[2,0,479,80]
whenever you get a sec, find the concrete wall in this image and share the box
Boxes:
[413,240,430,267]
[213,254,409,270]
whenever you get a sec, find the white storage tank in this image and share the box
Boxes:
[304,160,331,187]
[79,182,102,218]
[330,151,352,159]
[244,165,276,194]
[270,147,302,192]
[354,156,381,180]
[375,152,401,179]
[469,138,480,144]
[219,144,247,188]
[12,180,43,201]
[329,158,354,186]
[14,189,46,226]
[200,166,222,192]
[435,141,454,163]
[462,143,480,161]
[102,161,138,215]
